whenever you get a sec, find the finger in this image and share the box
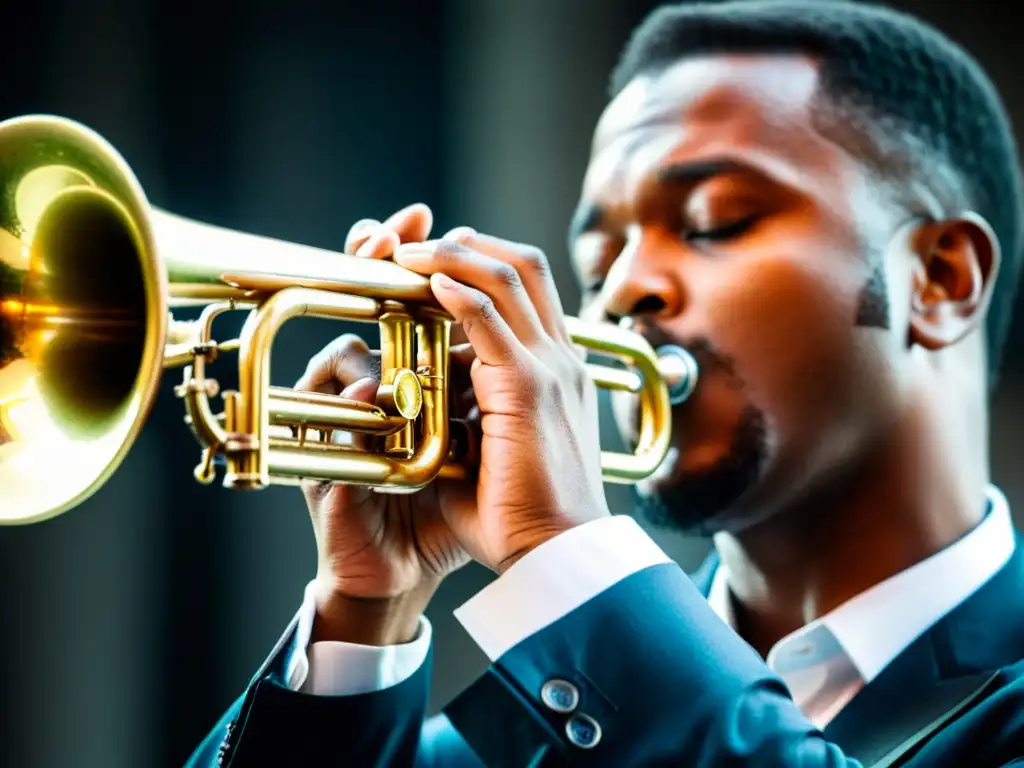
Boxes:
[443,226,476,243]
[355,226,401,259]
[295,334,372,395]
[395,240,547,346]
[460,231,568,340]
[347,203,434,259]
[382,203,434,244]
[301,376,378,499]
[327,376,379,448]
[344,218,381,254]
[429,274,522,366]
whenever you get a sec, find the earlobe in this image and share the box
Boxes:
[907,213,1000,351]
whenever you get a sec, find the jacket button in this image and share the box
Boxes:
[565,713,602,749]
[540,679,579,714]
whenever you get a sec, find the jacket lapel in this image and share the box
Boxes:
[821,634,998,765]
[823,534,1024,762]
[689,534,1024,765]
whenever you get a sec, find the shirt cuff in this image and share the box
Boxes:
[454,515,671,660]
[285,580,433,696]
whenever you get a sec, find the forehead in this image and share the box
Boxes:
[584,54,855,203]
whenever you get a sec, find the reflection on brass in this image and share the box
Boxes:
[0,114,698,526]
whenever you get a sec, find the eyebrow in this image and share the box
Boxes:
[657,158,754,186]
[567,157,759,244]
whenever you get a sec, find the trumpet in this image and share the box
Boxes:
[0,115,698,526]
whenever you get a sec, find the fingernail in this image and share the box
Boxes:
[432,272,457,289]
[339,376,379,400]
[356,227,389,258]
[445,226,476,243]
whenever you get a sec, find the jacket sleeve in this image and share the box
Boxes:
[184,631,483,768]
[441,520,864,767]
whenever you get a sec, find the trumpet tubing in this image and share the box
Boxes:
[0,114,698,526]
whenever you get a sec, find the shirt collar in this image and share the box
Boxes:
[707,484,1016,685]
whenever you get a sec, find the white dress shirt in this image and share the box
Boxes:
[285,485,1015,729]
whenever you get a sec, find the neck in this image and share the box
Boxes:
[713,398,988,660]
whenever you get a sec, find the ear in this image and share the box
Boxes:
[908,213,1001,351]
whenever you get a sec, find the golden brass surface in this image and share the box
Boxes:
[0,114,697,525]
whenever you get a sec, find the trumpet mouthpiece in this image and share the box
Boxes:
[656,345,699,406]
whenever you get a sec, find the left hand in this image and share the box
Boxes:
[392,229,611,573]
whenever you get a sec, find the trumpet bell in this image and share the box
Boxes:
[0,116,166,524]
[0,114,696,527]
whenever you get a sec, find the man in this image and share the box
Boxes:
[189,1,1024,765]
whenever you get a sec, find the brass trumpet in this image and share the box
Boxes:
[0,115,698,526]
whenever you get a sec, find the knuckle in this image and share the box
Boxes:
[304,334,368,378]
[514,245,551,279]
[493,263,522,290]
[477,292,497,319]
[461,292,497,340]
[471,291,496,321]
[327,333,369,362]
[433,239,464,264]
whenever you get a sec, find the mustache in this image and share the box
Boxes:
[638,325,738,380]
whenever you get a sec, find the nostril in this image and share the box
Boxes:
[632,295,668,315]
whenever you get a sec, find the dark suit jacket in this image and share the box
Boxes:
[188,534,1024,767]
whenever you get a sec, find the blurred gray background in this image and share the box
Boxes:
[0,1,1021,765]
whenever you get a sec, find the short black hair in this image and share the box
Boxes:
[611,0,1023,387]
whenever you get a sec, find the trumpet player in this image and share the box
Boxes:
[190,1,1024,765]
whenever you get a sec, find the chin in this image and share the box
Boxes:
[631,404,771,535]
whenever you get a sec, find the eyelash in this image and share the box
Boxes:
[684,215,759,242]
[583,215,760,295]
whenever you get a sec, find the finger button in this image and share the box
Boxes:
[565,713,602,749]
[540,679,579,714]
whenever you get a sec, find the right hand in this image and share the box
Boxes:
[300,203,471,646]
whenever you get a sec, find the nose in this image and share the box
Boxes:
[601,230,685,325]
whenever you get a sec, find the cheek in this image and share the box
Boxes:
[704,255,867,425]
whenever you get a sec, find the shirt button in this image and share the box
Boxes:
[565,713,602,749]
[540,679,580,713]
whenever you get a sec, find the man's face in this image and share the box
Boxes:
[573,55,913,533]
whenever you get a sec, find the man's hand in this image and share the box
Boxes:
[393,228,612,574]
[301,202,610,647]
[299,203,472,646]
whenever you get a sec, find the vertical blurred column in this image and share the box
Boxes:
[442,0,630,309]
[430,0,705,713]
[1,1,166,766]
[440,0,636,498]
[211,0,448,705]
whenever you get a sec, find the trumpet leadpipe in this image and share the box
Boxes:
[587,345,699,407]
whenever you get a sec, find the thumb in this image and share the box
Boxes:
[329,376,379,448]
[340,376,379,404]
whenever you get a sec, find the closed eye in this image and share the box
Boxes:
[685,215,759,243]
